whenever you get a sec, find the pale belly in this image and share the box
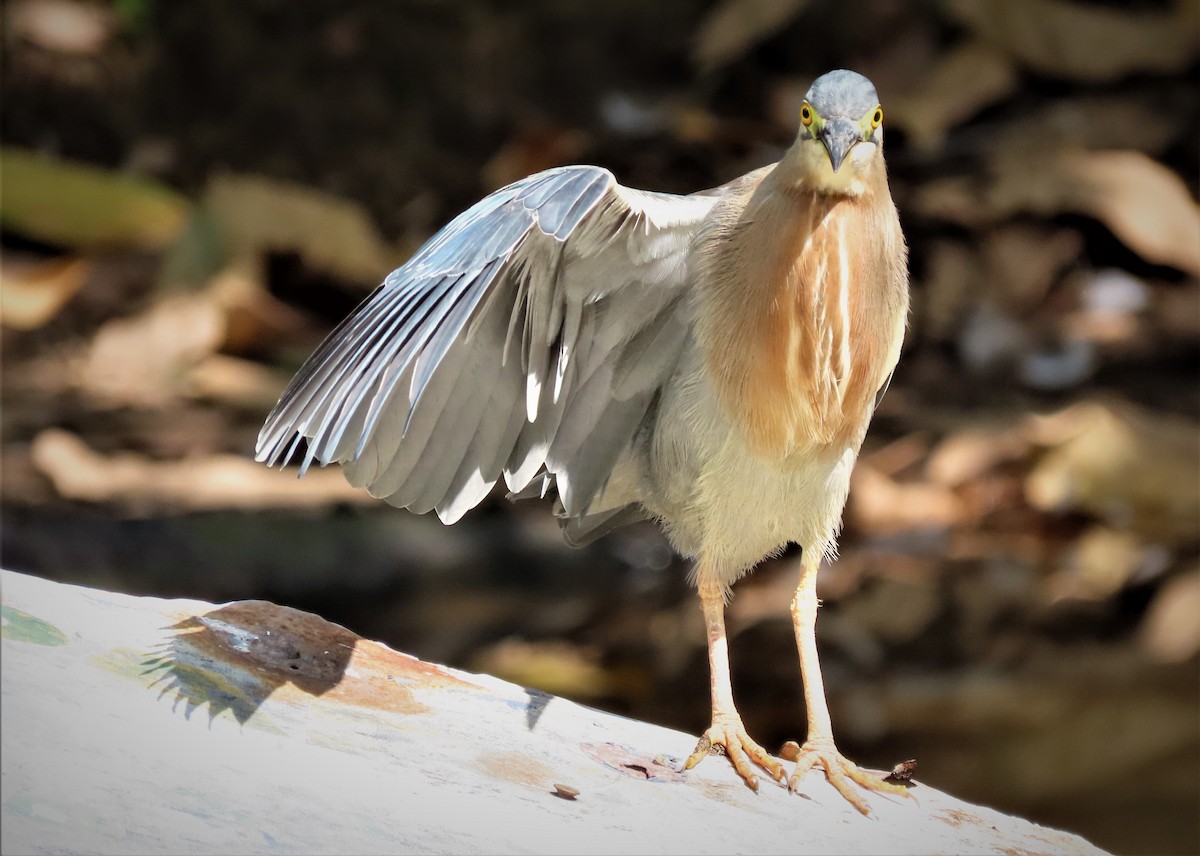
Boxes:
[639,346,860,584]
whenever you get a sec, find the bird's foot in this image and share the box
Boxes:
[781,737,911,816]
[682,714,786,792]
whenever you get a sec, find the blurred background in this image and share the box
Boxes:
[2,0,1197,852]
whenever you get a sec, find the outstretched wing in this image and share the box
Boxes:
[256,166,718,525]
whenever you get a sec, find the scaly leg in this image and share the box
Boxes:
[786,550,909,814]
[683,563,785,790]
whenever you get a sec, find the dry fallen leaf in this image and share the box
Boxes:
[5,0,112,55]
[925,425,1029,488]
[0,147,190,251]
[889,40,1018,151]
[1139,567,1200,663]
[691,0,808,71]
[1025,401,1200,543]
[186,354,293,411]
[1049,525,1164,601]
[849,464,968,535]
[1052,150,1200,277]
[930,148,1200,277]
[81,293,225,406]
[30,428,371,513]
[945,0,1200,82]
[860,432,932,478]
[0,255,91,330]
[204,260,316,355]
[203,173,400,286]
[994,96,1183,159]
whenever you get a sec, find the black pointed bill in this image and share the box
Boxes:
[819,118,861,173]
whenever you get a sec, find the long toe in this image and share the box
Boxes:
[785,738,911,816]
[683,717,786,791]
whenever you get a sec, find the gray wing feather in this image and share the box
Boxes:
[563,504,648,548]
[256,165,717,530]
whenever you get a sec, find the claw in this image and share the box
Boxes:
[683,716,786,792]
[683,732,714,767]
[785,737,911,816]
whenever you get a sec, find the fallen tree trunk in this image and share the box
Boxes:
[0,569,1106,855]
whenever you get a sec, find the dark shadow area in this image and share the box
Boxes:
[523,687,553,732]
[143,601,357,724]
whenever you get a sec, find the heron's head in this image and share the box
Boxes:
[792,70,884,196]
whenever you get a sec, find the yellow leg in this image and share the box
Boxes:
[682,563,785,791]
[786,550,910,814]
[792,553,835,741]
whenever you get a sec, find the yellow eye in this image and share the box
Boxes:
[870,106,883,129]
[801,103,813,127]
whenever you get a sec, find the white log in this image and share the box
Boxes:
[0,569,1107,855]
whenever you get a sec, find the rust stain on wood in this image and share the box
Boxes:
[474,749,557,789]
